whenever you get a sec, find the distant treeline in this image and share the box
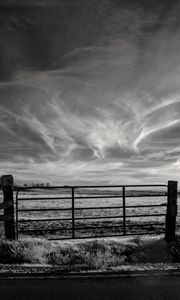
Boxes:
[0,182,51,191]
[23,182,51,188]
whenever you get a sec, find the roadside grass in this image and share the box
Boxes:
[0,235,180,270]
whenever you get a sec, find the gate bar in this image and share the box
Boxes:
[123,186,126,235]
[72,187,75,239]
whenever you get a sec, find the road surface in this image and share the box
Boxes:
[1,274,180,300]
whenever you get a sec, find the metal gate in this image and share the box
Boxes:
[16,184,168,240]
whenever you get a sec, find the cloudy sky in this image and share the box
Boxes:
[0,0,180,185]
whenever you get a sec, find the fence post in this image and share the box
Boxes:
[122,186,126,235]
[1,175,15,240]
[165,181,178,242]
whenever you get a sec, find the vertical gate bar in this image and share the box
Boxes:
[72,187,75,239]
[15,190,19,240]
[123,186,126,235]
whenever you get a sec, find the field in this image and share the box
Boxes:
[1,186,180,240]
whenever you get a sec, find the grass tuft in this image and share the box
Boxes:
[1,235,180,270]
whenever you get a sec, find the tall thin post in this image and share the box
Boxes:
[16,190,19,240]
[165,181,178,242]
[72,187,75,239]
[122,186,126,235]
[1,175,15,240]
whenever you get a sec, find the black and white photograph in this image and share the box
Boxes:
[0,1,180,299]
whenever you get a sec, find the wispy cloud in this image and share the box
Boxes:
[0,0,180,184]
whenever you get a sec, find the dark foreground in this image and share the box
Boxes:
[1,274,180,300]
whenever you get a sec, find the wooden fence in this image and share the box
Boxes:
[0,175,178,242]
[0,175,15,240]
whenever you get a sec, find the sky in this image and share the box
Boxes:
[0,0,180,185]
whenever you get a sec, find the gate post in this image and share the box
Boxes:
[165,181,178,242]
[1,175,16,240]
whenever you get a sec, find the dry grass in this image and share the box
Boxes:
[0,235,180,270]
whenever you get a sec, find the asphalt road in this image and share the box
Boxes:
[1,274,180,300]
